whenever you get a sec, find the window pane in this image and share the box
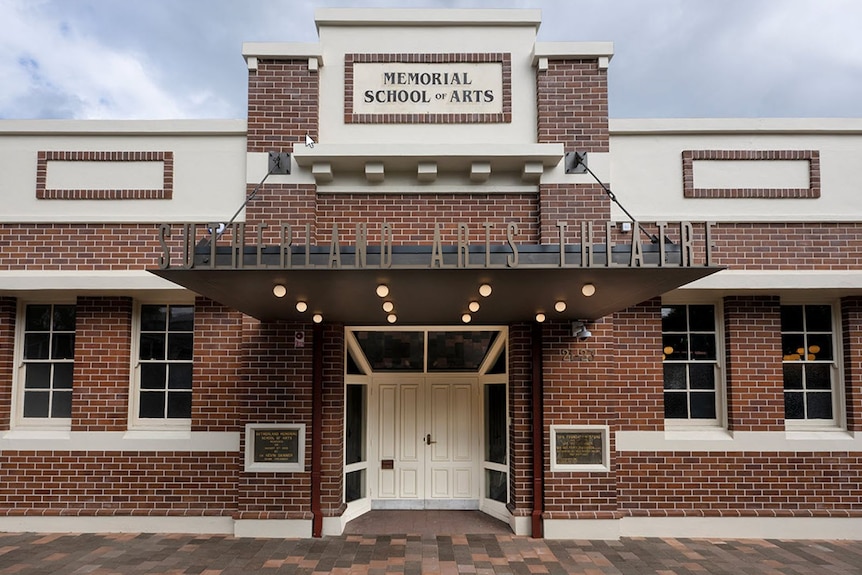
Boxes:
[663,364,686,390]
[781,334,805,360]
[345,350,363,375]
[690,392,717,419]
[783,364,803,390]
[784,392,804,419]
[141,305,167,331]
[487,347,507,375]
[24,333,50,360]
[806,392,833,419]
[688,305,715,331]
[167,391,192,418]
[484,384,506,464]
[780,305,804,332]
[169,306,194,331]
[53,363,74,389]
[345,385,366,465]
[354,331,424,371]
[428,331,495,371]
[167,333,194,360]
[25,305,52,331]
[139,392,165,418]
[689,363,715,390]
[51,333,75,360]
[141,363,167,390]
[805,305,832,332]
[140,333,166,360]
[52,305,76,331]
[661,305,687,332]
[168,363,192,390]
[24,363,51,389]
[51,390,72,418]
[689,334,716,361]
[664,392,688,418]
[23,390,49,418]
[805,363,832,390]
[662,334,688,361]
[806,333,832,361]
[345,469,365,503]
[485,469,507,503]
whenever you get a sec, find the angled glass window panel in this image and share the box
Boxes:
[354,331,424,372]
[487,345,507,375]
[24,363,51,389]
[661,305,687,332]
[688,363,715,390]
[345,349,363,375]
[805,305,832,332]
[662,334,688,361]
[689,391,717,419]
[784,391,804,419]
[689,334,716,361]
[805,363,832,390]
[783,364,803,389]
[53,363,74,389]
[51,390,72,418]
[663,363,686,390]
[25,305,52,331]
[345,470,365,503]
[688,305,715,331]
[24,333,50,360]
[345,385,366,465]
[484,383,506,464]
[664,392,688,418]
[52,305,76,331]
[806,392,833,419]
[428,331,496,371]
[806,333,833,361]
[51,333,75,360]
[169,305,194,331]
[485,469,507,503]
[781,305,804,332]
[140,305,168,331]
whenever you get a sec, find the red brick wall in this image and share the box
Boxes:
[321,323,345,517]
[0,452,237,515]
[724,296,785,431]
[537,60,609,152]
[0,297,15,430]
[618,452,862,516]
[614,299,664,431]
[507,322,533,519]
[193,297,245,433]
[538,184,611,245]
[71,297,132,432]
[842,297,862,433]
[247,60,318,153]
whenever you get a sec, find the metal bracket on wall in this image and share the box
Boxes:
[564,151,588,174]
[268,152,291,174]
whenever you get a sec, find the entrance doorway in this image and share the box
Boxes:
[343,327,509,525]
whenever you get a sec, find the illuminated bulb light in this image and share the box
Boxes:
[479,284,492,297]
[462,313,472,324]
[468,301,480,312]
[376,284,390,298]
[382,301,395,312]
[387,314,397,324]
[312,313,323,324]
[272,284,287,298]
[581,283,596,297]
[296,301,308,313]
[663,346,674,355]
[535,313,546,323]
[554,301,567,313]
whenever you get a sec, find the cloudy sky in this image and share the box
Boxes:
[1,0,861,120]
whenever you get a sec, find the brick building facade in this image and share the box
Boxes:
[0,9,860,539]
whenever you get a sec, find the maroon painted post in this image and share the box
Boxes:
[311,322,323,537]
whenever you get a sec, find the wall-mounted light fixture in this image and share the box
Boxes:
[479,284,493,297]
[296,301,308,313]
[581,283,596,297]
[272,284,287,298]
[572,321,592,340]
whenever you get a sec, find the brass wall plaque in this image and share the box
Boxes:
[253,428,300,464]
[555,431,604,466]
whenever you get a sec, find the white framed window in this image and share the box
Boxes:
[13,302,76,428]
[661,302,724,427]
[781,303,843,428]
[130,302,193,429]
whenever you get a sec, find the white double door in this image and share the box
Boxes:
[371,375,479,508]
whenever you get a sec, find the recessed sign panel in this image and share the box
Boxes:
[244,423,306,472]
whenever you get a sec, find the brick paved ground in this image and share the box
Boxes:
[0,533,861,575]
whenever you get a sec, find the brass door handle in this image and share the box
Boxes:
[425,434,437,445]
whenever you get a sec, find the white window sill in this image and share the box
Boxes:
[785,429,853,441]
[664,428,732,441]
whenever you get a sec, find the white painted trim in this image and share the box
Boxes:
[0,515,234,535]
[0,430,240,452]
[533,42,615,62]
[233,519,312,538]
[315,8,542,27]
[0,119,245,135]
[679,269,862,291]
[511,515,532,536]
[619,516,862,540]
[544,519,620,540]
[616,430,859,453]
[0,270,187,293]
[322,515,347,537]
[609,117,862,135]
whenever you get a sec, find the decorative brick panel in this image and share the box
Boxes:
[344,53,512,124]
[71,297,132,432]
[36,151,173,200]
[724,296,785,432]
[0,297,15,430]
[682,150,820,199]
[192,297,245,433]
[842,297,862,433]
[536,59,609,152]
[247,60,318,153]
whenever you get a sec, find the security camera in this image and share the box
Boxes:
[572,321,592,340]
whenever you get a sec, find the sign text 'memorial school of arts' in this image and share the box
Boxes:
[157,220,716,270]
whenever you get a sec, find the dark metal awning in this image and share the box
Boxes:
[151,243,722,325]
